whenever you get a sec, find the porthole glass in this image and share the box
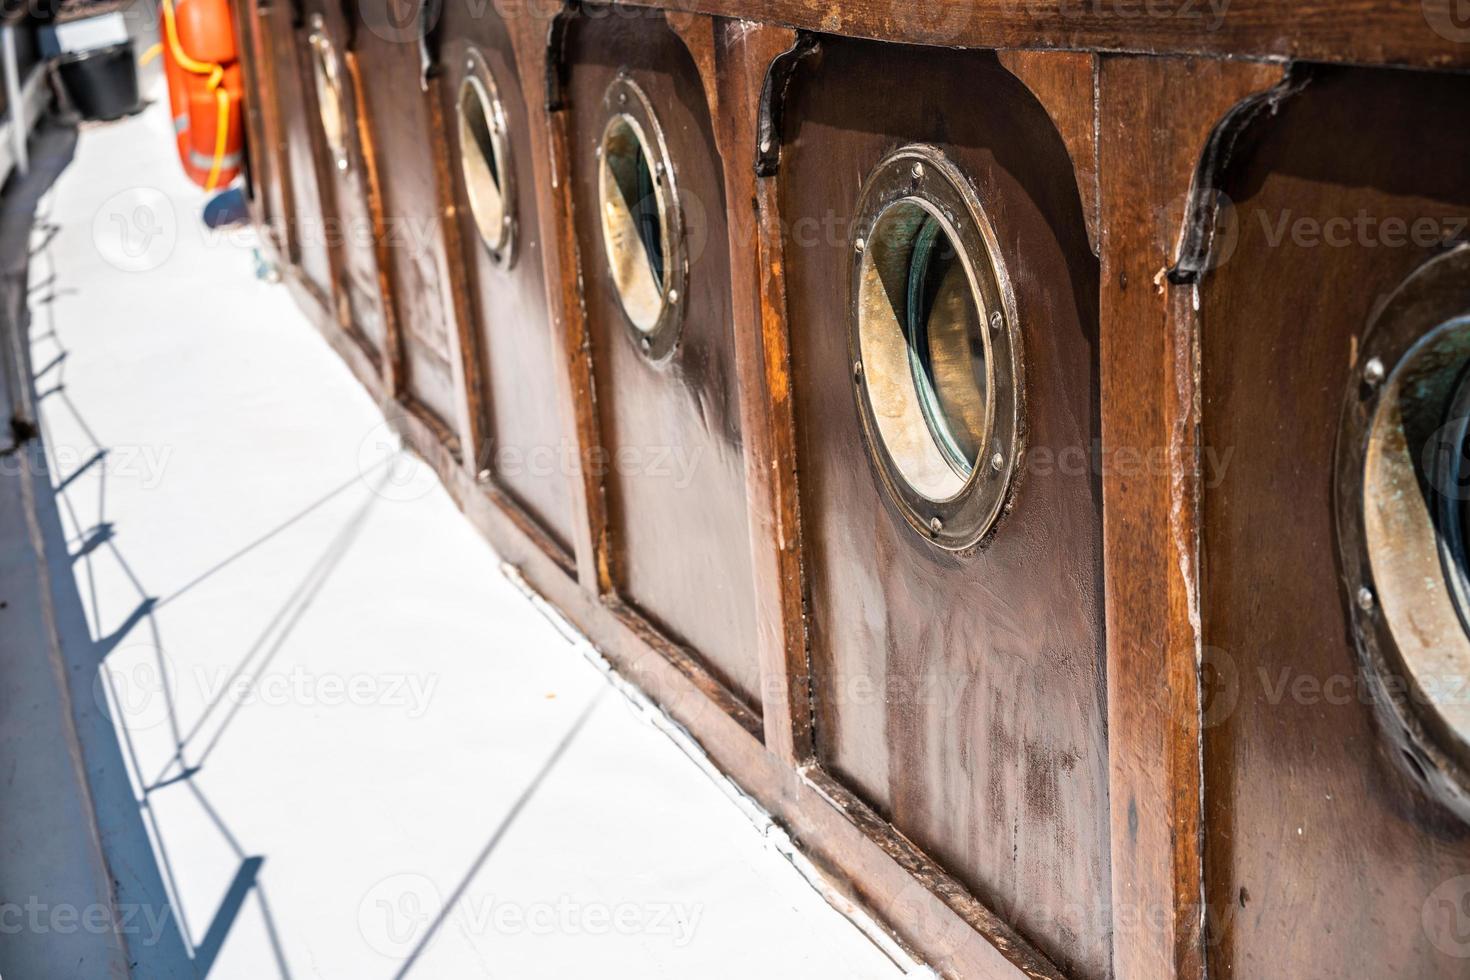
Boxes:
[850,146,1020,550]
[1337,246,1470,821]
[1355,319,1470,745]
[599,113,670,334]
[858,200,989,501]
[594,74,685,361]
[308,27,349,173]
[457,71,512,258]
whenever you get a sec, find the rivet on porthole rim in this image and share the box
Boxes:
[1364,356,1386,387]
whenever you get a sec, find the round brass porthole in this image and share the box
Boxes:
[849,145,1021,551]
[597,74,685,362]
[307,18,349,174]
[1337,244,1470,821]
[456,51,515,265]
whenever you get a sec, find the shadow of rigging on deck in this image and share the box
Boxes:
[4,115,292,978]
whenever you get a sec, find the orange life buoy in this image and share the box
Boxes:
[160,0,243,190]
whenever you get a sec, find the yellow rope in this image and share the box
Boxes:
[159,0,230,191]
[138,42,163,66]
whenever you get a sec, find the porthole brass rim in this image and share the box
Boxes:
[1336,243,1470,822]
[307,18,349,175]
[596,73,686,364]
[848,144,1022,552]
[456,49,517,267]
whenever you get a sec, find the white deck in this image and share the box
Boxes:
[4,87,914,979]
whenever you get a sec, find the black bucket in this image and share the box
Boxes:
[56,41,142,122]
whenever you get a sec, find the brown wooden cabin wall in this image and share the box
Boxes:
[257,0,334,306]
[236,1,1470,977]
[562,13,763,715]
[231,0,288,258]
[778,38,1109,980]
[1198,65,1470,980]
[432,0,580,561]
[297,0,391,372]
[351,0,474,453]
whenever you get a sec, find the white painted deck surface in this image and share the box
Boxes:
[16,90,912,979]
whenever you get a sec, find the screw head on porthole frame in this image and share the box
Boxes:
[846,144,1023,553]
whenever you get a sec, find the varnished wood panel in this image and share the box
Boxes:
[564,13,763,712]
[781,38,1109,979]
[435,1,579,557]
[240,5,1470,976]
[671,17,814,760]
[298,0,390,366]
[264,0,332,302]
[617,0,1470,70]
[353,0,469,442]
[1200,64,1470,980]
[233,0,286,254]
[1096,54,1286,980]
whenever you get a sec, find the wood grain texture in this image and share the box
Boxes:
[782,37,1109,980]
[433,1,581,558]
[1198,64,1470,980]
[1096,54,1285,980]
[562,13,764,712]
[526,7,611,589]
[269,247,1046,978]
[343,50,407,405]
[264,0,333,303]
[230,0,280,250]
[996,50,1100,256]
[352,0,480,454]
[668,16,814,762]
[246,8,1470,978]
[615,0,1470,69]
[297,0,390,371]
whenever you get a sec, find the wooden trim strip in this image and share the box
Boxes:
[612,0,1470,70]
[1095,54,1286,980]
[665,15,814,764]
[514,7,610,591]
